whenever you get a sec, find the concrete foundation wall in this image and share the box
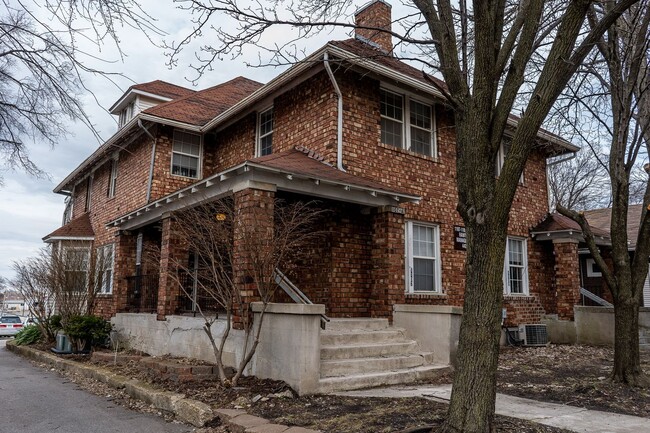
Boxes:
[574,306,650,346]
[393,304,462,365]
[251,303,323,395]
[112,303,324,395]
[542,315,577,344]
[111,313,246,368]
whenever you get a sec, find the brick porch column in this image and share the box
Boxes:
[157,216,187,320]
[113,230,137,313]
[370,205,405,321]
[553,239,581,320]
[232,185,276,329]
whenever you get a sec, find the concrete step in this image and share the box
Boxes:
[325,318,389,332]
[321,341,419,360]
[320,328,407,346]
[320,353,432,377]
[318,365,452,393]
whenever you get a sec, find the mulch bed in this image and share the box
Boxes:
[496,344,650,417]
[29,342,650,432]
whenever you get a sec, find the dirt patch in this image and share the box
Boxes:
[497,344,650,417]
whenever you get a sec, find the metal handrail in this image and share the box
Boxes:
[273,268,330,325]
[580,287,613,307]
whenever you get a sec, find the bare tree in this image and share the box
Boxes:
[548,146,610,211]
[12,241,112,340]
[0,0,160,184]
[166,198,325,387]
[166,1,644,431]
[558,0,650,386]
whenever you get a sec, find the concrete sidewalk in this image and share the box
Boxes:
[337,385,650,433]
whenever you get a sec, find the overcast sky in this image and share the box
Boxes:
[0,0,360,284]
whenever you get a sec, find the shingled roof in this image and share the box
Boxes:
[43,214,94,242]
[143,77,263,126]
[584,204,645,249]
[130,80,195,100]
[250,146,416,197]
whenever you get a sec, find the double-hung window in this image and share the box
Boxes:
[495,138,524,183]
[380,89,436,157]
[64,248,90,292]
[258,107,274,156]
[172,130,201,179]
[96,244,115,294]
[107,159,118,198]
[406,222,441,293]
[504,237,529,295]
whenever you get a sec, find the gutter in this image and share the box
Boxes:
[139,119,157,203]
[323,52,346,172]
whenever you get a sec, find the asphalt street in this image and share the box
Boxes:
[0,338,193,433]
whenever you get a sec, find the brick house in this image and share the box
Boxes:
[42,1,589,392]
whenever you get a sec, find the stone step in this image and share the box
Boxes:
[321,341,419,360]
[320,353,432,377]
[318,365,452,393]
[320,328,407,346]
[325,318,389,332]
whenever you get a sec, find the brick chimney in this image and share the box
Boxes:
[355,0,393,53]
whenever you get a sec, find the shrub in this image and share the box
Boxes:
[64,315,112,352]
[14,325,42,346]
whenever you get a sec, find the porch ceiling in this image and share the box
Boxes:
[106,149,420,231]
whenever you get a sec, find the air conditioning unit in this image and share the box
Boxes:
[518,324,548,346]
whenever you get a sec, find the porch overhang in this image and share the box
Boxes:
[530,229,611,246]
[106,159,421,231]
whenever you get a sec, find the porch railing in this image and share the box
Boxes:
[580,287,613,307]
[124,274,159,313]
[175,271,223,316]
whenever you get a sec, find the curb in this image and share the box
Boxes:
[6,341,212,427]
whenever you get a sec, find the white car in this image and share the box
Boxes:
[0,315,24,337]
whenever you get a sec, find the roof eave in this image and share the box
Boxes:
[109,89,173,114]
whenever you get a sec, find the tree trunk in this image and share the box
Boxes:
[440,113,512,433]
[439,223,506,433]
[612,292,647,386]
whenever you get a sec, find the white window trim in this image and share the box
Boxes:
[256,106,274,157]
[108,158,118,198]
[380,86,437,158]
[170,129,203,179]
[496,138,524,184]
[585,258,602,277]
[503,236,529,295]
[405,221,442,294]
[96,243,115,295]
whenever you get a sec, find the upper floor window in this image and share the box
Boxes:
[406,221,441,293]
[495,138,524,183]
[504,237,529,295]
[84,176,93,212]
[107,159,118,198]
[380,89,436,157]
[258,107,274,156]
[118,101,136,128]
[62,196,73,225]
[172,130,201,179]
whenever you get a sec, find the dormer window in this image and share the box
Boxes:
[118,101,136,128]
[172,129,201,179]
[380,89,436,158]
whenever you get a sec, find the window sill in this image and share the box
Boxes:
[96,293,113,297]
[379,143,438,163]
[406,292,447,298]
[503,294,533,301]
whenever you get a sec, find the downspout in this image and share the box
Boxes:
[546,151,577,212]
[323,52,346,171]
[139,119,157,203]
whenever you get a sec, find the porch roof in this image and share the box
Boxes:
[43,213,95,243]
[106,147,421,231]
[530,213,611,246]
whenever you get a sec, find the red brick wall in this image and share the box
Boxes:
[553,241,581,320]
[355,1,393,53]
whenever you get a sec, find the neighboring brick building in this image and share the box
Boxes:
[44,0,584,329]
